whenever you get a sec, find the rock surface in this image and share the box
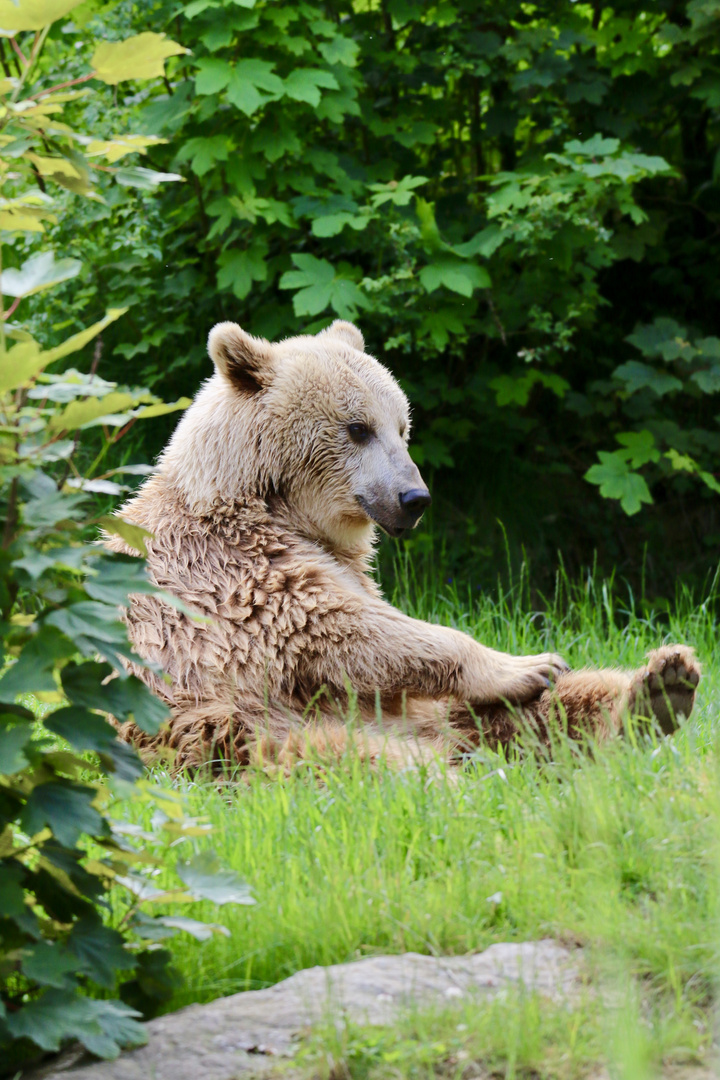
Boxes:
[30,940,581,1080]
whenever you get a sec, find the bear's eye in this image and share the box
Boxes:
[348,422,371,445]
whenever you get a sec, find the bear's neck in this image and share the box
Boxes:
[115,474,377,580]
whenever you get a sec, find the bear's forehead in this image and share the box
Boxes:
[273,337,409,421]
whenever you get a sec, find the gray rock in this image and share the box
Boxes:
[30,941,580,1080]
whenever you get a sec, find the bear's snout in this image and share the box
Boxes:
[399,487,432,526]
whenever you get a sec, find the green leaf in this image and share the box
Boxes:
[92,33,189,85]
[453,224,506,259]
[45,602,136,669]
[615,430,661,467]
[184,0,221,14]
[83,554,155,606]
[283,68,339,106]
[491,370,549,407]
[691,365,720,393]
[0,251,82,300]
[24,490,87,530]
[318,36,359,66]
[419,258,491,297]
[369,175,428,208]
[44,705,123,755]
[312,211,369,237]
[0,864,26,918]
[227,60,284,116]
[563,134,621,157]
[13,548,72,579]
[0,720,34,774]
[178,135,230,176]
[665,448,696,473]
[613,360,682,397]
[194,58,234,95]
[177,850,255,905]
[22,942,79,990]
[279,254,367,319]
[585,451,653,515]
[0,625,74,699]
[22,783,107,847]
[61,661,169,734]
[699,470,720,496]
[98,515,153,557]
[419,307,466,350]
[415,198,444,252]
[6,991,145,1057]
[217,245,268,300]
[119,947,181,1015]
[697,337,720,359]
[70,917,137,987]
[45,602,129,644]
[625,318,685,357]
[326,278,367,319]
[28,370,118,404]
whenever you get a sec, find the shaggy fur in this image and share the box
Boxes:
[105,320,701,771]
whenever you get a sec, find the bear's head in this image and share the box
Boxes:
[158,320,430,552]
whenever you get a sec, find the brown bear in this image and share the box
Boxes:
[105,319,701,771]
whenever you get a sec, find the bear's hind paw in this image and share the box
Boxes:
[630,644,700,735]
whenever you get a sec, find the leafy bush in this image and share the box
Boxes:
[0,3,252,1070]
[26,0,719,570]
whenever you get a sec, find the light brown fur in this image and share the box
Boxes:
[105,321,701,772]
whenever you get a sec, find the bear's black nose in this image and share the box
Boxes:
[399,488,432,521]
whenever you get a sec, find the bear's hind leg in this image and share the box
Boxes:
[526,668,633,744]
[506,643,701,745]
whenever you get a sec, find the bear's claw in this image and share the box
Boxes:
[630,644,701,735]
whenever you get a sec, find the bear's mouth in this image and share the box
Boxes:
[356,496,408,540]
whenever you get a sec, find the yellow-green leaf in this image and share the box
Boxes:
[42,307,127,364]
[26,153,83,178]
[92,33,189,85]
[0,340,43,393]
[49,392,136,432]
[0,210,48,232]
[0,192,56,235]
[135,397,192,419]
[0,0,84,30]
[85,134,166,163]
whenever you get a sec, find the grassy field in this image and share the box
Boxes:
[112,559,720,1078]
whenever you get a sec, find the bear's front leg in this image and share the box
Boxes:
[296,588,569,713]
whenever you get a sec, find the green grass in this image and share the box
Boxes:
[110,560,720,1077]
[295,992,604,1080]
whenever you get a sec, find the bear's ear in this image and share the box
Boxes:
[322,320,365,352]
[208,322,274,394]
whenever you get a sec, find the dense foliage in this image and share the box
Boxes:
[0,5,252,1069]
[13,0,717,586]
[0,330,253,1072]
